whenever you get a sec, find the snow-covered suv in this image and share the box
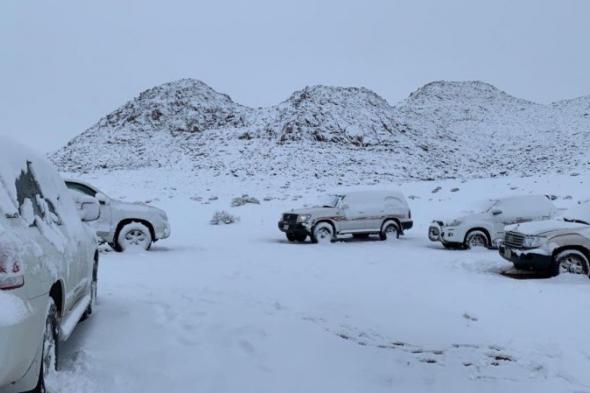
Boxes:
[499,202,590,277]
[0,137,99,393]
[428,195,556,249]
[65,180,171,251]
[278,190,413,243]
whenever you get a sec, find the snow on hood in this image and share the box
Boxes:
[286,207,338,216]
[506,219,588,236]
[0,292,31,327]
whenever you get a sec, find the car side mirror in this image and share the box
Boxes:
[491,209,503,216]
[95,192,108,205]
[79,200,100,222]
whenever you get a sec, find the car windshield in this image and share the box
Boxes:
[562,203,590,225]
[319,194,343,208]
[480,199,500,213]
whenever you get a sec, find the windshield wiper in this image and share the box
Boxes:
[564,218,590,225]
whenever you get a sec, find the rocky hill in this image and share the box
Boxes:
[51,79,590,183]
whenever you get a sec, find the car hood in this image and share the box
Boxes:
[506,219,588,236]
[434,212,487,226]
[285,207,339,217]
[112,200,167,218]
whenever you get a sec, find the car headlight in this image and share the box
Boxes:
[522,235,546,249]
[297,214,311,223]
[446,219,462,227]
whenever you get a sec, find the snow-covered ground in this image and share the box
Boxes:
[51,170,590,393]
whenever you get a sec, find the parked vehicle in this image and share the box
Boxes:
[278,190,413,243]
[499,202,590,277]
[65,179,171,251]
[428,195,556,249]
[0,137,99,393]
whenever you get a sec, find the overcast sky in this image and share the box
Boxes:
[1,0,589,153]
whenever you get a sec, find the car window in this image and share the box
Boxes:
[65,182,97,197]
[15,161,62,226]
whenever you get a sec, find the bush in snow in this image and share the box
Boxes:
[231,194,260,207]
[210,210,239,225]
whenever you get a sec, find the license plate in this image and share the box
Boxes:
[503,247,511,259]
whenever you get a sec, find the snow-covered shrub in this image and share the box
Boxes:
[210,211,239,225]
[231,194,260,207]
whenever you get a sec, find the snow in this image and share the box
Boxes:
[0,292,30,327]
[48,168,590,393]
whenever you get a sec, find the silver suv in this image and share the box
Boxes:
[65,180,171,252]
[499,202,590,277]
[278,190,413,243]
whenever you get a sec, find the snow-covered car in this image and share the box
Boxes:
[278,190,413,243]
[65,179,171,251]
[0,137,99,393]
[428,195,556,249]
[499,202,590,277]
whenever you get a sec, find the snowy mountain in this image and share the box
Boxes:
[50,79,590,182]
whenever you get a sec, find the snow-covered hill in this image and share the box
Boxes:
[50,79,590,182]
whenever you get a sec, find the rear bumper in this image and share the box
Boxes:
[0,294,46,392]
[498,244,553,270]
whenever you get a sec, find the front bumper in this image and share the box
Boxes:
[155,221,171,240]
[428,223,462,245]
[0,294,46,391]
[278,221,311,236]
[498,244,553,271]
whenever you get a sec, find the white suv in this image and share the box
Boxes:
[428,195,556,249]
[65,180,171,251]
[278,190,413,243]
[0,137,99,393]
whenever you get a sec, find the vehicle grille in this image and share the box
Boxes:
[504,231,525,248]
[283,214,298,224]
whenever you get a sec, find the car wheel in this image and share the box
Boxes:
[117,222,153,252]
[32,300,59,393]
[464,230,489,249]
[286,233,297,242]
[311,223,334,244]
[554,250,590,277]
[379,222,399,241]
[295,233,308,242]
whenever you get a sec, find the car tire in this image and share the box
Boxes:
[32,299,59,393]
[286,233,297,242]
[295,233,308,242]
[117,222,153,252]
[553,250,590,277]
[464,230,489,249]
[311,223,334,244]
[379,222,399,241]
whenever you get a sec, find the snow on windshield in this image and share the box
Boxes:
[316,194,342,208]
[562,202,590,224]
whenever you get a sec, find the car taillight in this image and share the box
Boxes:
[0,247,24,290]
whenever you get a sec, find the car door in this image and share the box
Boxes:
[15,161,81,309]
[341,193,376,232]
[67,182,112,241]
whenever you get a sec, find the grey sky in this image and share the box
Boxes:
[1,0,589,153]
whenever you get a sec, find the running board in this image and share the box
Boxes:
[59,294,90,341]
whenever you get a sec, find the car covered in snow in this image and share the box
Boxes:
[499,202,590,277]
[278,190,413,243]
[0,137,99,393]
[65,179,171,251]
[428,195,556,249]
